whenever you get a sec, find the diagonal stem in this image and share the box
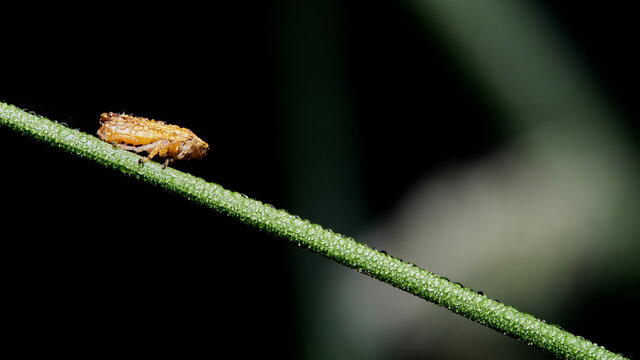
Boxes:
[0,101,627,360]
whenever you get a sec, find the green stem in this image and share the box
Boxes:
[0,101,627,360]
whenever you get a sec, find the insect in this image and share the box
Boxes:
[97,112,209,168]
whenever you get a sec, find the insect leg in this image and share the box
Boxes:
[175,147,189,160]
[162,158,173,169]
[113,143,140,151]
[138,140,170,164]
[113,143,161,156]
[139,147,159,164]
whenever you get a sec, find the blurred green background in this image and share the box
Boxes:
[2,0,638,358]
[275,1,639,358]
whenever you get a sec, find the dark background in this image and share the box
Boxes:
[2,1,637,358]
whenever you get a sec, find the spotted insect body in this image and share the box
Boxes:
[97,112,209,168]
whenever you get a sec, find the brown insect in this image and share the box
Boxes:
[97,112,209,168]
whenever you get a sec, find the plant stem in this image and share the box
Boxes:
[0,101,627,360]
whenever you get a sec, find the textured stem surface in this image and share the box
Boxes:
[0,102,627,360]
